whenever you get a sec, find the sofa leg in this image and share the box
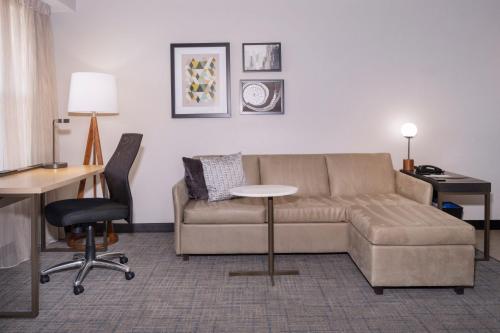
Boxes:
[373,287,383,295]
[454,287,464,295]
[182,254,189,261]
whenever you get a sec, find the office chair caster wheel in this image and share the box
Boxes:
[40,274,50,284]
[73,285,84,295]
[125,271,135,280]
[119,256,128,264]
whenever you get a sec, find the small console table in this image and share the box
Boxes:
[401,170,492,261]
[229,185,299,285]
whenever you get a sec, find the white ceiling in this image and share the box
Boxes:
[43,0,76,13]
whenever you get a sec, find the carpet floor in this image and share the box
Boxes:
[1,233,500,333]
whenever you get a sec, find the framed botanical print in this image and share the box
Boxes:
[240,79,284,115]
[242,42,281,72]
[170,43,231,118]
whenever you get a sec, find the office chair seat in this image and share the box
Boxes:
[45,198,129,227]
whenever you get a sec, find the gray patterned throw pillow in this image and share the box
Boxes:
[200,153,246,202]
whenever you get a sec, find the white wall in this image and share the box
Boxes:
[51,0,500,223]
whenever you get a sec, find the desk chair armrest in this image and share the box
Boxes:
[395,171,433,205]
[172,178,190,254]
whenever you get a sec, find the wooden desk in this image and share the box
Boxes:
[401,170,492,261]
[0,165,104,318]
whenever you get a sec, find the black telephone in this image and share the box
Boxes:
[415,165,444,175]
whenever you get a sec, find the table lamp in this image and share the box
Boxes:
[67,72,119,249]
[43,118,70,169]
[401,122,418,172]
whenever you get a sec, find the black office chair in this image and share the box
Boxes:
[40,133,143,295]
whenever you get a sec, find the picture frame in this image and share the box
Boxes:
[240,79,284,115]
[170,43,231,118]
[242,42,281,72]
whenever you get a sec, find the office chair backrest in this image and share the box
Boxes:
[104,133,143,223]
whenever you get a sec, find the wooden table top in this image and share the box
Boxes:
[0,165,104,195]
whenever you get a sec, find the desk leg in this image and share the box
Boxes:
[437,192,443,209]
[30,194,40,317]
[0,194,40,318]
[483,193,491,261]
[40,193,46,251]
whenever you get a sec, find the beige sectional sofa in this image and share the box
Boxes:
[172,153,475,293]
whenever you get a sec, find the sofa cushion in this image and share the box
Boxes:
[349,204,475,246]
[184,198,265,224]
[326,153,395,196]
[259,155,330,197]
[274,196,347,223]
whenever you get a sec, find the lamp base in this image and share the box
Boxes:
[42,162,68,169]
[403,159,414,172]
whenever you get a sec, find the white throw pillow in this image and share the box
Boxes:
[200,153,246,202]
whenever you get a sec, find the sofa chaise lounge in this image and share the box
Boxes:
[172,153,475,293]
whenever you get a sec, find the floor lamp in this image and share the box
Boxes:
[67,72,119,250]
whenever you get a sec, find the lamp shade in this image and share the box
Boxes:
[401,122,418,138]
[68,72,118,114]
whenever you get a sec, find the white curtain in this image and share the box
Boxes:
[0,0,58,267]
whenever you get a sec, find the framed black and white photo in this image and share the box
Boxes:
[242,43,281,72]
[240,79,284,115]
[170,43,230,118]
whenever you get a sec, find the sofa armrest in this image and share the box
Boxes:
[172,178,190,254]
[395,171,433,205]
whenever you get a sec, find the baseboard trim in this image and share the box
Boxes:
[465,220,500,230]
[111,223,173,233]
[100,220,496,233]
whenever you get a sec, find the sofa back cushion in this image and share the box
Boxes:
[242,155,261,185]
[259,155,330,197]
[326,153,395,196]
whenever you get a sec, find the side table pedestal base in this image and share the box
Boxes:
[229,270,299,286]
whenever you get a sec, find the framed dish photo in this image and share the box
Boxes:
[240,79,284,115]
[170,43,231,118]
[242,42,281,72]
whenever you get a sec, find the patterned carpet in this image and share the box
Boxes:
[1,233,500,333]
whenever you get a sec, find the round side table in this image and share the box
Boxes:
[229,185,299,286]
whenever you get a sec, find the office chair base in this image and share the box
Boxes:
[40,256,134,295]
[73,251,127,262]
[40,274,50,284]
[74,285,84,295]
[95,251,128,264]
[41,259,85,276]
[40,226,134,294]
